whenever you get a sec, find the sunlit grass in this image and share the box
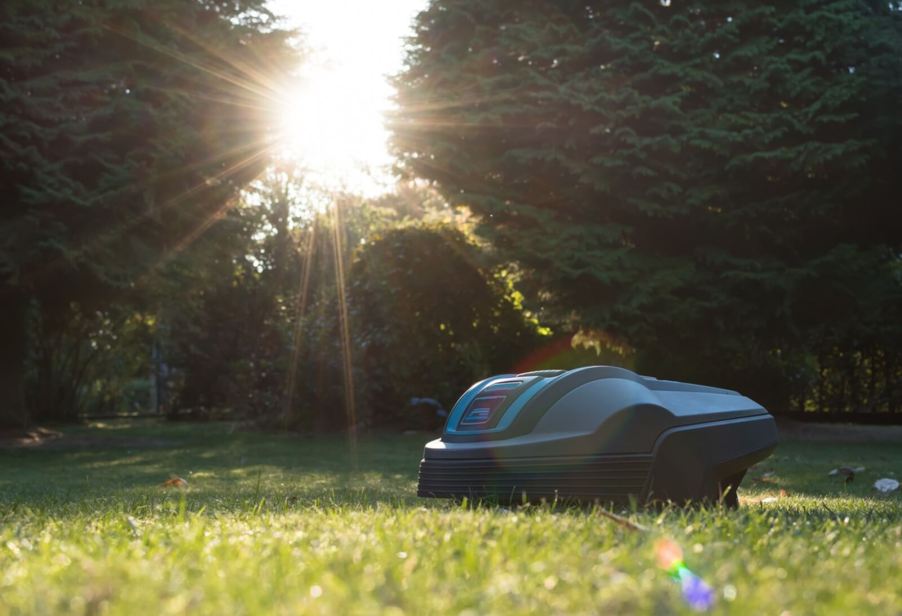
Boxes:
[0,421,899,614]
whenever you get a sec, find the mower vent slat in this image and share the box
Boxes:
[417,489,642,501]
[417,481,647,490]
[418,475,649,484]
[416,454,651,503]
[422,458,651,467]
[419,475,649,483]
[420,465,651,473]
[418,476,647,483]
[420,467,648,479]
[418,485,644,493]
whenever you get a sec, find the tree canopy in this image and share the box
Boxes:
[351,224,541,424]
[393,0,902,408]
[0,0,296,426]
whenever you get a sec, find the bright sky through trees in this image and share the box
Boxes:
[268,0,426,195]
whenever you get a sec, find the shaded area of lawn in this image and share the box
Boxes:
[0,420,427,509]
[2,419,898,508]
[0,421,899,615]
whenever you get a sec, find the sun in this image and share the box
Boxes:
[273,67,391,192]
[265,0,428,195]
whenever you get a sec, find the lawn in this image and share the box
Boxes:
[0,421,899,615]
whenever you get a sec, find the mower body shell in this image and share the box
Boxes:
[417,366,777,505]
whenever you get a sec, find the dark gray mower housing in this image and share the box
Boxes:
[417,366,777,506]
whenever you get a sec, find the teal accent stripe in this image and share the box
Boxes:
[446,375,513,431]
[447,374,556,437]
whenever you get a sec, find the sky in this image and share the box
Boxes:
[267,0,428,195]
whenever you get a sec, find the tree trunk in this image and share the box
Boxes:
[0,291,29,428]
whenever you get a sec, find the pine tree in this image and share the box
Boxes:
[393,0,902,407]
[0,0,296,426]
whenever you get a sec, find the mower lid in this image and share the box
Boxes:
[429,365,769,459]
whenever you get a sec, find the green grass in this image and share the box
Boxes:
[0,421,899,615]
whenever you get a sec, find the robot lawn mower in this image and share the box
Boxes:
[417,366,777,506]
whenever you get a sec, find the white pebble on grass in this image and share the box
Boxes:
[874,478,900,493]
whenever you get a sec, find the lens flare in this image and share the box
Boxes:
[654,538,715,612]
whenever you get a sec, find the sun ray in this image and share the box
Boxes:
[163,21,296,98]
[104,22,286,107]
[281,218,318,428]
[330,198,358,465]
[134,149,273,281]
[390,89,521,114]
[27,137,274,292]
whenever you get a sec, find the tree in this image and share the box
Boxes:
[0,0,296,426]
[393,0,902,408]
[350,224,541,425]
[156,177,374,431]
[158,167,308,423]
[26,303,154,422]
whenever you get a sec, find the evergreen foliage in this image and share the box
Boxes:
[0,0,296,426]
[393,0,902,409]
